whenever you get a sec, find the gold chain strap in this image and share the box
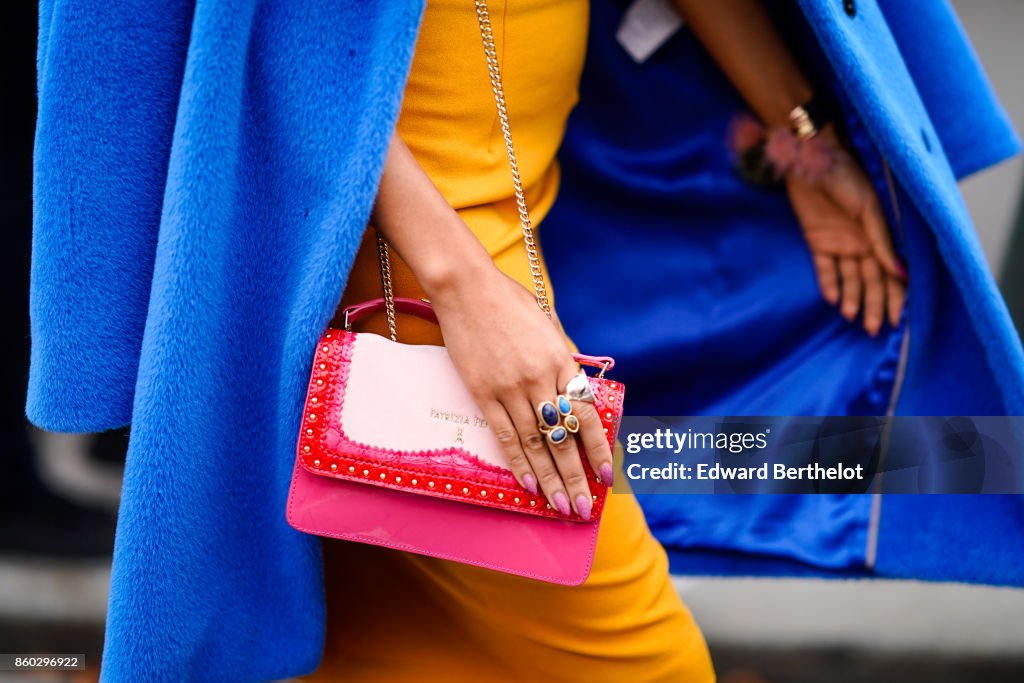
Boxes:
[374,0,552,341]
[375,231,399,341]
[473,0,552,317]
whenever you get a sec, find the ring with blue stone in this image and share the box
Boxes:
[556,394,573,416]
[555,394,580,434]
[536,400,561,430]
[536,399,572,445]
[544,425,569,445]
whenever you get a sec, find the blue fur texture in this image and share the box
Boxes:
[29,1,424,680]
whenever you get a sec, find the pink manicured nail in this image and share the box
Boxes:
[522,473,538,495]
[599,463,614,485]
[553,491,571,517]
[895,260,908,280]
[575,494,593,520]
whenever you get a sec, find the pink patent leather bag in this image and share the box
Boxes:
[286,297,624,585]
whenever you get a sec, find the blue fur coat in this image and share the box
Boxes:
[26,0,1022,680]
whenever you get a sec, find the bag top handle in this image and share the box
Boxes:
[341,296,615,376]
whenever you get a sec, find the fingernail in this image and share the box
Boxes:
[575,494,593,520]
[599,463,614,486]
[895,260,908,280]
[553,491,571,517]
[522,473,538,496]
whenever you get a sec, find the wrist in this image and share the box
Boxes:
[417,241,497,303]
[761,86,815,129]
[817,122,842,147]
[730,112,840,186]
[787,96,832,142]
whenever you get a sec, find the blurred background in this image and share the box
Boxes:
[2,2,1022,682]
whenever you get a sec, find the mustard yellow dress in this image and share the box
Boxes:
[306,1,715,681]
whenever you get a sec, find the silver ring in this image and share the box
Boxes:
[564,371,596,404]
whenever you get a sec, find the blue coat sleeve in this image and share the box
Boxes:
[878,0,1021,178]
[27,0,194,432]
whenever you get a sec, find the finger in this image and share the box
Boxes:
[861,195,906,280]
[503,397,569,515]
[479,399,536,494]
[556,364,614,487]
[531,387,591,519]
[572,400,614,487]
[859,257,884,336]
[813,253,841,306]
[838,256,862,321]
[885,273,906,327]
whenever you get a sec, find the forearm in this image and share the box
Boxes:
[370,134,494,297]
[671,0,813,127]
[367,135,611,514]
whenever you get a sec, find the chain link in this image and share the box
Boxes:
[473,0,552,317]
[376,231,399,341]
[374,0,554,339]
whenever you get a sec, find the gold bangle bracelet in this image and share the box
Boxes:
[789,103,820,141]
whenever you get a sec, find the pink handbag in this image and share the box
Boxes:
[286,297,624,584]
[285,0,625,585]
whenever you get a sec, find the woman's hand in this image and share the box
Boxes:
[423,261,614,520]
[784,133,907,336]
[673,0,908,335]
[369,134,612,519]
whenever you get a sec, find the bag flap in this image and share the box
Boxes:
[296,329,624,522]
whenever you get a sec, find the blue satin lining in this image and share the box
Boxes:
[542,0,906,570]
